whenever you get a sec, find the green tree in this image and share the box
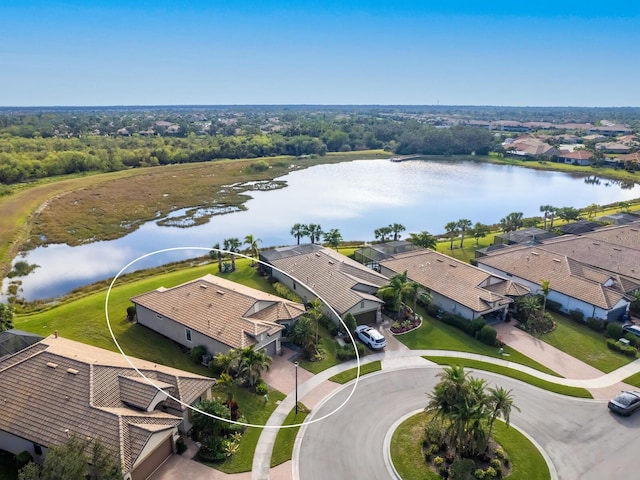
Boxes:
[457,219,472,248]
[243,234,261,263]
[619,200,631,213]
[212,348,242,377]
[389,223,406,241]
[539,279,550,317]
[223,238,241,271]
[407,231,437,249]
[445,221,459,250]
[305,298,325,344]
[19,436,121,480]
[374,226,393,242]
[377,270,418,318]
[210,242,223,272]
[556,206,581,222]
[307,223,323,244]
[289,316,317,358]
[499,211,523,233]
[323,228,342,249]
[237,345,272,388]
[585,203,600,219]
[471,222,490,247]
[290,223,307,245]
[342,312,357,334]
[539,205,554,230]
[192,398,232,442]
[486,387,519,447]
[0,303,13,332]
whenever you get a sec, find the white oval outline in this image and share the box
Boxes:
[105,246,362,429]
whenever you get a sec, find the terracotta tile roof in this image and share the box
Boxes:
[477,248,627,309]
[579,223,640,250]
[261,245,388,316]
[132,274,304,349]
[616,152,640,162]
[0,336,214,474]
[379,250,519,314]
[558,150,594,161]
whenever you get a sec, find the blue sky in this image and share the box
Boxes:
[1,1,639,107]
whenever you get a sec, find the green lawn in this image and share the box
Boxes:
[398,311,559,376]
[425,356,592,398]
[540,313,631,373]
[209,385,286,473]
[391,412,550,480]
[270,403,310,467]
[328,360,382,384]
[623,371,640,388]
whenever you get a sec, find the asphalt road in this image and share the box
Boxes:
[295,366,640,480]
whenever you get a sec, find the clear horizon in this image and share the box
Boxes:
[2,1,639,107]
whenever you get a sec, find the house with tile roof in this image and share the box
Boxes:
[260,244,389,326]
[476,247,631,321]
[378,249,528,321]
[558,150,594,166]
[132,274,305,357]
[0,334,215,480]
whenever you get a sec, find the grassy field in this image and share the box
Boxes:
[0,150,391,278]
[390,412,550,480]
[209,385,286,474]
[425,356,592,398]
[270,403,310,468]
[540,312,631,373]
[398,309,559,376]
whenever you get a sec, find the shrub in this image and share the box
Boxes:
[494,446,505,459]
[474,469,486,479]
[440,312,475,335]
[343,313,357,334]
[489,458,502,469]
[427,303,441,317]
[586,317,605,332]
[126,305,136,321]
[190,345,208,365]
[255,380,268,395]
[484,466,497,478]
[606,338,637,357]
[624,333,640,348]
[16,451,33,469]
[545,298,562,313]
[273,282,303,303]
[176,436,188,454]
[424,419,445,446]
[568,309,585,323]
[336,342,365,360]
[434,456,444,467]
[470,317,486,335]
[606,322,624,339]
[450,458,474,480]
[478,325,497,346]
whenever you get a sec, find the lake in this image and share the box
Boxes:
[5,159,640,301]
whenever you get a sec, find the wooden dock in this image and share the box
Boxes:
[390,154,423,162]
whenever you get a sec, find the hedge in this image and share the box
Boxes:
[606,339,637,357]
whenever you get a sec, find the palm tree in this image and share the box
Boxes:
[237,346,272,388]
[457,219,472,248]
[540,279,550,317]
[290,223,307,245]
[210,242,223,272]
[212,349,242,376]
[305,298,324,344]
[486,387,519,447]
[517,295,541,322]
[307,223,323,244]
[539,205,553,230]
[407,231,437,249]
[472,222,490,247]
[224,237,241,271]
[444,221,459,250]
[289,316,317,358]
[243,234,261,264]
[374,226,393,242]
[499,211,523,233]
[378,271,418,318]
[389,223,406,241]
[548,206,558,230]
[323,228,342,249]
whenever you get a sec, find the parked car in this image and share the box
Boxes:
[622,324,640,337]
[355,325,386,350]
[608,391,640,416]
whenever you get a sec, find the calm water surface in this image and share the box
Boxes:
[6,159,640,301]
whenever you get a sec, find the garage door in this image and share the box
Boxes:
[263,340,277,356]
[355,310,377,325]
[131,437,172,480]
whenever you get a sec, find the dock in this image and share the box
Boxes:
[390,154,423,162]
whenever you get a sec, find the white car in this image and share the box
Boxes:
[355,325,386,350]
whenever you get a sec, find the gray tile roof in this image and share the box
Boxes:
[380,250,518,314]
[477,248,628,310]
[262,245,388,315]
[0,336,214,474]
[132,274,304,349]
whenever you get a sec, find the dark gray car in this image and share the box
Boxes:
[608,391,640,416]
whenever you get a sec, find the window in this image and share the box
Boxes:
[185,328,192,343]
[293,281,297,290]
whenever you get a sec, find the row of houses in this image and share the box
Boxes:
[466,119,634,136]
[3,221,638,477]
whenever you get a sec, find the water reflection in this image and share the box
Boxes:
[5,159,640,301]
